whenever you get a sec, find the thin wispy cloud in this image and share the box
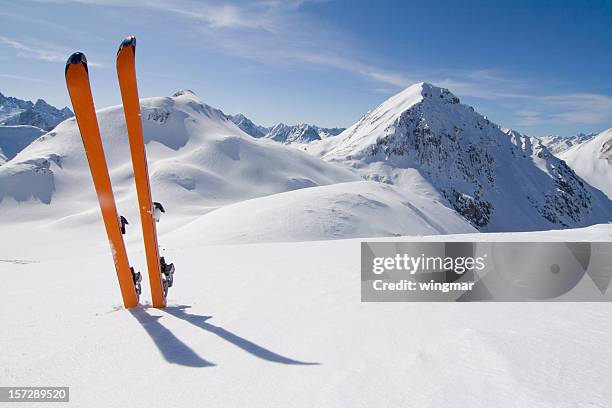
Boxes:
[17,1,521,91]
[514,110,542,126]
[0,36,66,63]
[14,0,612,131]
[0,10,96,37]
[0,36,104,67]
[421,70,612,128]
[0,73,55,84]
[515,93,612,127]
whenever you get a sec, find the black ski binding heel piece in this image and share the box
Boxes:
[160,256,175,289]
[130,267,142,296]
[153,202,165,213]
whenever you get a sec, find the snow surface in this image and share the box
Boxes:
[557,128,612,199]
[1,223,612,407]
[166,180,476,245]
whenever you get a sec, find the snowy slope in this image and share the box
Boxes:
[0,125,45,165]
[0,90,358,228]
[557,128,612,199]
[1,223,612,407]
[166,180,476,245]
[0,89,480,243]
[307,82,432,158]
[306,83,612,232]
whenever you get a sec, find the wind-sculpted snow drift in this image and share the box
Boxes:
[0,89,474,241]
[306,82,612,232]
[166,180,476,245]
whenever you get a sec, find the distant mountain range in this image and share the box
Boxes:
[0,89,474,241]
[0,92,73,131]
[1,86,610,235]
[227,113,344,144]
[536,132,598,154]
[551,129,612,199]
[226,113,269,138]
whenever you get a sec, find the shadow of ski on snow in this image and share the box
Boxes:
[164,305,319,366]
[129,308,216,368]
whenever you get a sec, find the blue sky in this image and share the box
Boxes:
[1,0,611,136]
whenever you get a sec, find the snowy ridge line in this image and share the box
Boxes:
[303,82,612,232]
[0,89,476,244]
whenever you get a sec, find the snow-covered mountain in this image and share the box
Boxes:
[556,128,612,199]
[0,89,354,213]
[266,122,320,144]
[0,91,73,131]
[264,122,290,141]
[228,113,345,144]
[0,125,45,165]
[306,82,612,232]
[537,132,598,154]
[0,89,474,241]
[227,113,269,138]
[264,122,344,144]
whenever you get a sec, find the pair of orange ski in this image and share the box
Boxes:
[65,36,171,309]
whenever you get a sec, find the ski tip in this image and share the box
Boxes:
[65,52,88,76]
[117,36,136,55]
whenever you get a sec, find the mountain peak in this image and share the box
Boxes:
[409,82,460,104]
[227,113,268,138]
[311,83,612,231]
[392,81,459,100]
[172,89,197,97]
[0,91,73,131]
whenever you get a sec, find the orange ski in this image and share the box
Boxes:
[116,36,169,308]
[65,52,140,308]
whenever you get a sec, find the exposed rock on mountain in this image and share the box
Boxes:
[306,82,612,232]
[0,92,73,131]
